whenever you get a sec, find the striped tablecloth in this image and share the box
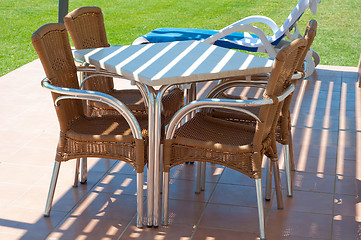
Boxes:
[73,40,273,86]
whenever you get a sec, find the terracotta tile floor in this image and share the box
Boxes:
[0,60,360,240]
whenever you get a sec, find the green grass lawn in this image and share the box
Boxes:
[1,0,360,76]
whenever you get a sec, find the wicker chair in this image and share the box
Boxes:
[64,6,184,121]
[162,38,307,240]
[32,23,148,227]
[204,20,317,198]
[63,6,184,184]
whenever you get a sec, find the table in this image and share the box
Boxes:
[73,40,273,227]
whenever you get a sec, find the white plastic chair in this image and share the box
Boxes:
[134,0,321,77]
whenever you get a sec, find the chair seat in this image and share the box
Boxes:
[90,89,146,114]
[164,112,268,178]
[56,115,149,166]
[174,112,255,148]
[68,115,149,141]
[211,93,290,145]
[88,87,184,123]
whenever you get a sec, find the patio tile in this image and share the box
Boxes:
[265,210,332,239]
[69,192,139,221]
[10,184,90,212]
[336,159,361,177]
[119,222,194,240]
[309,67,342,80]
[0,162,50,185]
[292,147,338,173]
[0,144,20,164]
[293,149,338,173]
[166,199,205,225]
[47,216,128,240]
[109,161,139,175]
[209,183,273,208]
[198,203,266,233]
[291,128,338,147]
[85,158,118,174]
[292,111,339,130]
[2,114,56,135]
[37,161,109,188]
[333,194,361,218]
[0,207,66,239]
[287,172,336,194]
[266,234,328,240]
[23,133,59,151]
[332,215,361,240]
[218,167,268,186]
[335,175,361,196]
[4,146,55,167]
[291,84,341,112]
[337,131,361,161]
[169,162,224,183]
[271,190,334,215]
[93,173,145,196]
[338,110,361,132]
[0,129,39,147]
[0,232,28,240]
[0,60,360,239]
[0,182,32,207]
[168,178,216,202]
[293,156,337,175]
[192,227,260,240]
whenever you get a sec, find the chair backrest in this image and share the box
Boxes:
[64,6,114,92]
[271,0,320,42]
[296,19,317,72]
[32,23,84,132]
[253,38,307,147]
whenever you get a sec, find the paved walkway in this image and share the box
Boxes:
[0,60,359,239]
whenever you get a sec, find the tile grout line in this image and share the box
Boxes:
[43,159,119,239]
[330,70,345,240]
[189,164,225,239]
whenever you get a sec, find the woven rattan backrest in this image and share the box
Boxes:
[254,39,307,146]
[32,23,84,132]
[296,20,318,72]
[64,6,114,92]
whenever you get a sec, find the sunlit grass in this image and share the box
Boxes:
[1,0,360,76]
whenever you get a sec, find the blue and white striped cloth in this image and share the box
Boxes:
[74,40,273,86]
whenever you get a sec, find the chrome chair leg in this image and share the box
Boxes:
[80,157,87,183]
[272,160,284,209]
[265,158,272,201]
[195,162,202,194]
[159,144,164,194]
[201,162,206,191]
[255,179,266,240]
[136,172,144,228]
[288,131,296,171]
[162,171,170,225]
[284,144,293,197]
[44,161,61,216]
[73,158,80,187]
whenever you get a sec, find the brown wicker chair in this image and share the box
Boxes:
[205,20,318,198]
[32,23,148,227]
[63,6,184,121]
[63,6,184,185]
[162,38,307,240]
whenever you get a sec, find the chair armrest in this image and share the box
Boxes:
[209,70,302,99]
[41,78,143,140]
[203,24,277,58]
[221,15,279,35]
[75,66,150,108]
[165,84,295,139]
[207,79,268,99]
